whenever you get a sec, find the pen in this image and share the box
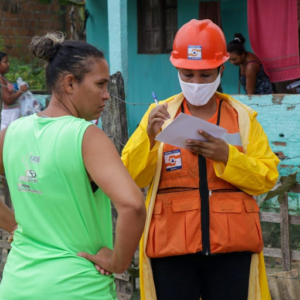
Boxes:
[152,92,159,106]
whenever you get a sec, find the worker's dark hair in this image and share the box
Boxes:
[30,32,105,93]
[227,33,246,56]
[0,51,7,61]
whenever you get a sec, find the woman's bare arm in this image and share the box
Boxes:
[0,77,28,105]
[245,62,260,95]
[80,125,146,274]
[0,129,17,233]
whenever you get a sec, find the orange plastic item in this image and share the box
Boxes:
[170,19,229,70]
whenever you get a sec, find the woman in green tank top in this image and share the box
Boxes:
[0,33,146,300]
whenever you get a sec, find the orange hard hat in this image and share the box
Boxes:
[170,19,229,70]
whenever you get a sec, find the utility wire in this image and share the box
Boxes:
[109,93,151,106]
[1,80,299,108]
[280,156,300,161]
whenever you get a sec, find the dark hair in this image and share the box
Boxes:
[0,51,7,62]
[30,32,105,92]
[227,33,246,55]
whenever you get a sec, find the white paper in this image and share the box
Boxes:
[155,113,227,149]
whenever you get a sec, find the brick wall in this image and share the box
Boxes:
[0,0,70,59]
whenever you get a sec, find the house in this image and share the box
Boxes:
[85,0,253,133]
[86,0,300,213]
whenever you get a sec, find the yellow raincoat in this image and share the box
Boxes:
[121,92,279,300]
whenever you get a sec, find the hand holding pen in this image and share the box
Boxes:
[147,92,171,149]
[152,92,159,106]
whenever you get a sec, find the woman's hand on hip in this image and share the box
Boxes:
[8,224,18,243]
[77,247,113,275]
[147,103,170,141]
[186,130,229,163]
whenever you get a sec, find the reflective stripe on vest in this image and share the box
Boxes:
[146,99,263,258]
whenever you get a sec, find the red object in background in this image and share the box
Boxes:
[248,0,300,82]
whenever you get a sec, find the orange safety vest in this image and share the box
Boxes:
[146,99,263,258]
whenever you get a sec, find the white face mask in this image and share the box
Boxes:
[178,72,221,106]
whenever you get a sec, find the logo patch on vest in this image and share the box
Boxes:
[164,150,182,171]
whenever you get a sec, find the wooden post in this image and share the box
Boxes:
[0,229,11,281]
[101,72,128,155]
[101,72,134,299]
[280,192,291,271]
[101,71,128,240]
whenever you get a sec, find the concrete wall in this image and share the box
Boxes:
[86,0,109,61]
[86,1,300,213]
[126,0,179,133]
[126,0,252,134]
[221,0,252,94]
[234,94,300,214]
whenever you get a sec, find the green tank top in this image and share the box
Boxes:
[0,114,117,300]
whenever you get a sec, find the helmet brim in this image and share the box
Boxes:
[170,56,229,70]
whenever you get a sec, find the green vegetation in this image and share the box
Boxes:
[5,57,46,91]
[261,221,300,251]
[0,35,46,90]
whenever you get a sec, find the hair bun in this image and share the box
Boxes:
[30,32,65,62]
[233,33,246,44]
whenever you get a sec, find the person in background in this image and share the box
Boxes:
[0,52,28,130]
[227,33,273,95]
[121,20,279,300]
[0,33,146,300]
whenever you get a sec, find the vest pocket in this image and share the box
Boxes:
[244,198,264,253]
[146,191,202,258]
[210,192,263,254]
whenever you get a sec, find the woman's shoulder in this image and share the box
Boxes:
[245,52,261,65]
[11,115,92,133]
[244,55,261,76]
[0,75,7,84]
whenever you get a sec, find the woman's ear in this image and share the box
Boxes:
[220,64,225,76]
[63,74,75,95]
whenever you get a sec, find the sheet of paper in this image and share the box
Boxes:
[155,113,227,149]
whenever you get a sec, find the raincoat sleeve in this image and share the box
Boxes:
[214,117,280,195]
[121,104,161,188]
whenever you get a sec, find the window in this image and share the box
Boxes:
[138,0,178,54]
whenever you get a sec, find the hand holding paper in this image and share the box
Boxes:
[186,130,229,163]
[155,113,229,162]
[155,113,227,147]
